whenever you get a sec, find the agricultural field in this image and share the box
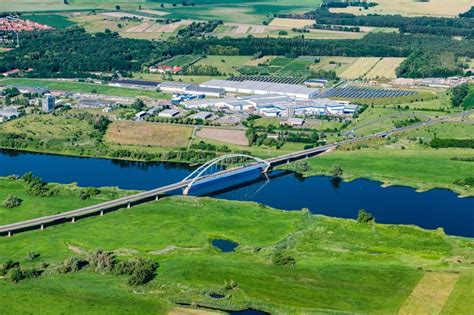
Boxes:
[213,22,365,40]
[269,17,314,28]
[70,14,191,40]
[194,55,256,76]
[196,128,248,146]
[340,57,381,79]
[22,14,76,28]
[159,0,324,24]
[105,121,193,148]
[0,188,473,313]
[328,0,472,17]
[364,57,405,79]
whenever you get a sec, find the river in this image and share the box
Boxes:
[1,149,473,237]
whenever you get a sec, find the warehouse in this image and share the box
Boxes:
[159,82,225,97]
[200,80,319,99]
[109,79,160,90]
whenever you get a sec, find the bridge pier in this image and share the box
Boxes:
[127,203,131,209]
[40,224,44,230]
[71,217,75,223]
[155,195,159,201]
[7,231,11,237]
[100,210,104,216]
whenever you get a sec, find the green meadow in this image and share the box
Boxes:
[0,183,472,313]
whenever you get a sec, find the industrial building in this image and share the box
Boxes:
[159,82,225,98]
[159,109,180,118]
[181,94,358,118]
[109,79,160,90]
[200,80,319,99]
[42,94,55,113]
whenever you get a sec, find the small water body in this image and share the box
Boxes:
[212,239,239,253]
[1,149,473,237]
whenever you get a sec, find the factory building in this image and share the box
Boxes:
[200,80,319,99]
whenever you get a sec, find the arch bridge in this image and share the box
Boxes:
[181,154,271,195]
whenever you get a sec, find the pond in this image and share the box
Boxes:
[212,239,239,253]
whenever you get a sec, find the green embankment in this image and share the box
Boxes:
[0,178,132,225]
[0,181,472,314]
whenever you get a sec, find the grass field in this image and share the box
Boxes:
[23,14,76,28]
[301,126,474,196]
[329,0,472,17]
[105,121,193,148]
[0,187,472,313]
[194,55,255,76]
[0,178,131,225]
[196,128,248,146]
[0,78,169,99]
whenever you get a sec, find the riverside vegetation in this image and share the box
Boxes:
[0,178,473,314]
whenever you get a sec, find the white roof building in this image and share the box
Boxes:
[200,80,319,99]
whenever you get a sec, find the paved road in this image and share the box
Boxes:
[1,109,472,236]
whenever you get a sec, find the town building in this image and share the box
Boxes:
[42,94,55,113]
[149,65,182,74]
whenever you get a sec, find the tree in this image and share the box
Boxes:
[132,99,145,112]
[127,257,158,286]
[450,83,469,107]
[115,5,121,10]
[2,195,22,208]
[331,165,343,178]
[357,209,374,223]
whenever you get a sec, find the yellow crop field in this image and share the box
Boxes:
[329,0,471,17]
[269,18,314,28]
[340,57,381,79]
[105,121,192,148]
[364,57,405,79]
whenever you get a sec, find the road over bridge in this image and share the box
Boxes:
[1,110,471,236]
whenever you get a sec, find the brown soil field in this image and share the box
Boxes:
[105,121,192,148]
[197,128,248,146]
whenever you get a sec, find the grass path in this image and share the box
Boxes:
[399,273,459,315]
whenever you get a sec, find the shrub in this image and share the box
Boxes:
[357,209,374,223]
[126,258,158,286]
[331,164,343,178]
[88,249,115,273]
[59,256,88,274]
[26,251,39,261]
[2,194,22,208]
[272,251,296,266]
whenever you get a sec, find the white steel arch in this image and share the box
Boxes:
[182,154,271,195]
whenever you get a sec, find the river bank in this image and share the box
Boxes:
[0,193,473,314]
[1,149,474,237]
